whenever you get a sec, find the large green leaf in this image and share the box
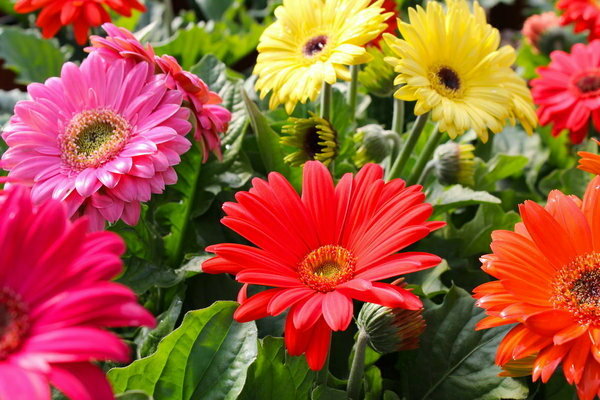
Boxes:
[109,302,258,400]
[428,184,501,215]
[404,286,528,400]
[0,27,71,84]
[239,337,315,400]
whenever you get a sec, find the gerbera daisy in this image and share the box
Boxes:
[202,161,444,370]
[368,0,398,48]
[532,41,600,144]
[1,53,192,231]
[522,11,562,51]
[578,138,600,174]
[383,0,537,142]
[474,176,600,400]
[558,0,600,41]
[87,23,232,162]
[280,112,338,167]
[253,0,392,114]
[13,0,145,45]
[0,184,155,399]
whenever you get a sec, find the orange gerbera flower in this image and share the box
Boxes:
[474,176,600,400]
[578,138,600,175]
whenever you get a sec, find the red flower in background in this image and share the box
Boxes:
[531,41,600,143]
[13,0,145,44]
[369,0,398,48]
[474,177,600,400]
[202,161,444,370]
[558,0,600,40]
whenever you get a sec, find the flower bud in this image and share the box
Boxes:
[353,125,393,167]
[358,41,396,97]
[433,142,475,187]
[522,12,561,50]
[281,112,338,167]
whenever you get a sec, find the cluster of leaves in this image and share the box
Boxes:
[0,0,593,399]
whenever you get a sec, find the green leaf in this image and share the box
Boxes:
[0,27,71,84]
[239,337,315,400]
[115,391,153,400]
[408,259,450,297]
[0,89,26,127]
[404,286,528,400]
[135,293,184,358]
[452,204,520,257]
[539,167,590,198]
[428,185,501,215]
[109,302,258,400]
[481,154,529,185]
[364,366,383,400]
[311,385,347,400]
[195,0,235,20]
[241,89,289,176]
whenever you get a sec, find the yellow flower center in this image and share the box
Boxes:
[303,35,328,58]
[552,252,600,325]
[60,109,131,171]
[298,245,356,292]
[573,70,600,97]
[0,288,29,360]
[430,65,463,98]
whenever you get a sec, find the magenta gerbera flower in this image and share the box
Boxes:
[87,23,232,162]
[0,184,155,399]
[1,53,192,230]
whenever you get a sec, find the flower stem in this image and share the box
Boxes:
[391,97,405,136]
[386,112,430,181]
[163,0,174,37]
[347,65,359,122]
[320,82,333,121]
[346,329,369,400]
[408,124,443,186]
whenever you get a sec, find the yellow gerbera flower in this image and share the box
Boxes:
[383,0,537,141]
[254,0,392,114]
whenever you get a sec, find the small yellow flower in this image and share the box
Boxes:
[281,112,338,167]
[254,0,392,114]
[384,0,537,141]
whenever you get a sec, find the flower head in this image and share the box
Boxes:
[14,0,145,45]
[384,0,537,142]
[359,41,397,97]
[474,177,600,400]
[1,53,192,231]
[0,184,154,399]
[433,142,476,187]
[522,12,562,50]
[578,138,600,174]
[202,161,444,370]
[532,41,600,144]
[254,0,392,114]
[352,124,393,167]
[368,0,398,48]
[558,0,600,41]
[86,23,155,64]
[281,113,338,167]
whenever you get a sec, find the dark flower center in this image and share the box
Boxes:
[304,127,326,158]
[575,74,600,94]
[303,35,328,57]
[437,67,461,91]
[571,270,600,307]
[0,288,29,360]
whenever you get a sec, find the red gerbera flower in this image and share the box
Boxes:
[369,0,398,48]
[531,41,600,144]
[13,0,145,45]
[474,176,600,400]
[202,161,444,370]
[558,0,600,41]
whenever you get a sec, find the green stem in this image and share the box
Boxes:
[386,112,430,181]
[416,160,436,186]
[316,338,331,386]
[164,0,174,37]
[391,97,405,135]
[407,124,443,186]
[320,82,333,121]
[347,65,359,122]
[346,329,369,400]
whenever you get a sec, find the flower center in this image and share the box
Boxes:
[303,35,328,57]
[298,245,356,292]
[574,71,600,96]
[0,288,29,360]
[59,109,131,171]
[552,252,600,325]
[431,65,463,98]
[304,127,326,158]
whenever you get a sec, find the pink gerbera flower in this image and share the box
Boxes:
[1,53,192,230]
[0,184,155,399]
[87,23,232,162]
[202,161,444,370]
[531,41,600,144]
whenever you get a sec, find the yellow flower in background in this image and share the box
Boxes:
[384,0,537,141]
[281,112,338,166]
[254,0,392,114]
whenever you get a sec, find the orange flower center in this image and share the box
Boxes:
[298,245,356,292]
[573,70,600,97]
[59,109,131,171]
[0,288,29,360]
[552,253,600,325]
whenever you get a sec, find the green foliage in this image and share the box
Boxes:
[403,286,529,400]
[109,302,258,400]
[239,337,315,400]
[0,27,71,84]
[428,184,501,215]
